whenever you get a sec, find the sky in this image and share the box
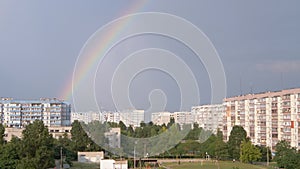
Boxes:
[1,1,300,117]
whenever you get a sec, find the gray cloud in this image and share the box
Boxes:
[256,60,300,73]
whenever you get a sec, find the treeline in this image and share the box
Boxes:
[107,122,269,162]
[1,120,300,169]
[0,120,102,169]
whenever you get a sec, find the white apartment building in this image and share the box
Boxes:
[191,104,225,133]
[71,111,101,124]
[119,109,145,127]
[0,98,71,127]
[223,88,300,151]
[151,112,171,125]
[173,111,194,126]
[101,111,120,124]
[72,110,145,127]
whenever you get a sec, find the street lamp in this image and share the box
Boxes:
[134,141,137,169]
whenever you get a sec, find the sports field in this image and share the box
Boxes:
[162,161,273,169]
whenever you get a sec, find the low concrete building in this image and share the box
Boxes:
[104,128,121,148]
[4,126,71,142]
[77,151,104,163]
[4,127,24,142]
[48,126,72,139]
[100,159,128,169]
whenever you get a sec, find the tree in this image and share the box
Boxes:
[0,123,5,145]
[0,136,21,169]
[228,125,247,160]
[274,140,300,169]
[19,120,55,169]
[215,130,229,160]
[240,140,261,163]
[256,145,271,162]
[54,133,76,166]
[71,120,90,152]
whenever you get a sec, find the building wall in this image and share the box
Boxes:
[119,110,145,127]
[151,112,171,125]
[223,88,300,151]
[191,104,225,133]
[4,126,72,142]
[104,128,121,148]
[173,111,194,126]
[71,111,101,124]
[78,151,104,163]
[0,98,71,128]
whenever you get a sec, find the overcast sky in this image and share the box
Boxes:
[1,1,300,114]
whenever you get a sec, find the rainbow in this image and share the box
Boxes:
[59,1,147,101]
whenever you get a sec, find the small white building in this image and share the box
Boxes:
[100,159,128,169]
[77,151,104,163]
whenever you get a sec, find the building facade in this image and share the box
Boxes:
[71,111,101,124]
[104,128,121,149]
[223,88,300,151]
[0,98,71,127]
[118,109,145,127]
[4,126,72,142]
[173,111,194,126]
[191,104,225,133]
[151,112,171,125]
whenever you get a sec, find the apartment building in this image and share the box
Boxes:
[151,112,171,125]
[0,98,71,127]
[173,111,194,126]
[191,104,225,133]
[119,109,145,127]
[71,111,101,124]
[223,88,300,151]
[102,111,121,124]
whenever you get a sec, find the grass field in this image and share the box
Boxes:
[70,161,276,169]
[162,161,274,169]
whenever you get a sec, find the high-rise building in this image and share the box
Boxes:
[173,111,194,126]
[119,109,145,127]
[0,98,71,127]
[191,104,225,133]
[101,111,120,124]
[223,88,300,151]
[151,112,171,125]
[71,111,101,124]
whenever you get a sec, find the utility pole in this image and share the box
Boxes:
[60,147,63,169]
[267,147,269,166]
[134,146,136,169]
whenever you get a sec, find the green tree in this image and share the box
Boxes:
[0,136,21,169]
[228,125,247,160]
[215,130,229,160]
[71,120,90,152]
[0,123,5,145]
[240,140,261,163]
[274,140,300,169]
[256,145,271,162]
[54,133,76,165]
[19,120,55,169]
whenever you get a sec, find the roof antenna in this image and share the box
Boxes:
[280,72,284,90]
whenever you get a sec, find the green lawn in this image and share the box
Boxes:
[70,161,276,169]
[163,161,273,169]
